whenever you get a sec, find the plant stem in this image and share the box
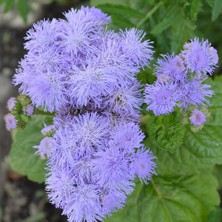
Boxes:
[136,2,163,28]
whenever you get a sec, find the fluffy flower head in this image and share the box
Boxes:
[4,114,17,131]
[182,38,218,75]
[189,109,206,126]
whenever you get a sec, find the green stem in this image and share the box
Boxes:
[136,2,163,28]
[34,109,55,116]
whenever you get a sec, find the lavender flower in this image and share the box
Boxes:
[182,38,218,75]
[132,148,156,183]
[120,28,153,68]
[93,144,135,192]
[101,190,126,215]
[41,124,56,136]
[155,54,187,82]
[50,113,110,165]
[106,80,143,119]
[44,112,156,221]
[179,80,213,108]
[4,114,17,131]
[34,137,53,158]
[23,104,34,116]
[110,121,145,151]
[68,57,117,108]
[46,168,103,222]
[189,109,206,126]
[7,97,16,111]
[145,81,180,115]
[14,6,157,222]
[14,58,68,112]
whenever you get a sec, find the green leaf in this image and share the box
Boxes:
[105,172,219,222]
[212,0,222,21]
[96,4,144,18]
[4,0,14,12]
[207,207,222,222]
[109,14,134,28]
[146,113,185,153]
[214,164,222,189]
[91,0,129,7]
[190,0,202,21]
[9,114,53,183]
[151,6,179,35]
[17,0,30,22]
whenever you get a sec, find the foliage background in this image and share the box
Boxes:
[1,0,222,221]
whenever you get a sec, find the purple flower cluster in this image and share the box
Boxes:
[14,6,156,222]
[4,95,35,131]
[145,38,218,126]
[42,113,156,222]
[14,7,153,115]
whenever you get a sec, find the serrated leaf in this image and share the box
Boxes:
[146,113,185,153]
[96,4,144,18]
[212,0,222,21]
[17,0,29,22]
[9,115,53,183]
[105,172,219,222]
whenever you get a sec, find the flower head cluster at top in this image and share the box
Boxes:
[11,6,156,222]
[144,38,218,126]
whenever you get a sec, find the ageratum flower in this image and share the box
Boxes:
[14,54,68,112]
[14,6,153,113]
[43,112,156,222]
[4,113,17,131]
[189,109,206,126]
[23,104,34,116]
[50,113,110,166]
[155,54,187,82]
[179,80,213,108]
[120,28,153,68]
[144,81,180,115]
[131,148,156,183]
[34,137,53,158]
[16,6,156,222]
[7,97,16,111]
[182,38,218,75]
[47,167,103,222]
[109,120,145,151]
[105,79,143,119]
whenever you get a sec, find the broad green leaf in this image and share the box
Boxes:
[9,114,53,183]
[17,0,29,22]
[105,172,219,222]
[96,4,144,18]
[212,0,222,21]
